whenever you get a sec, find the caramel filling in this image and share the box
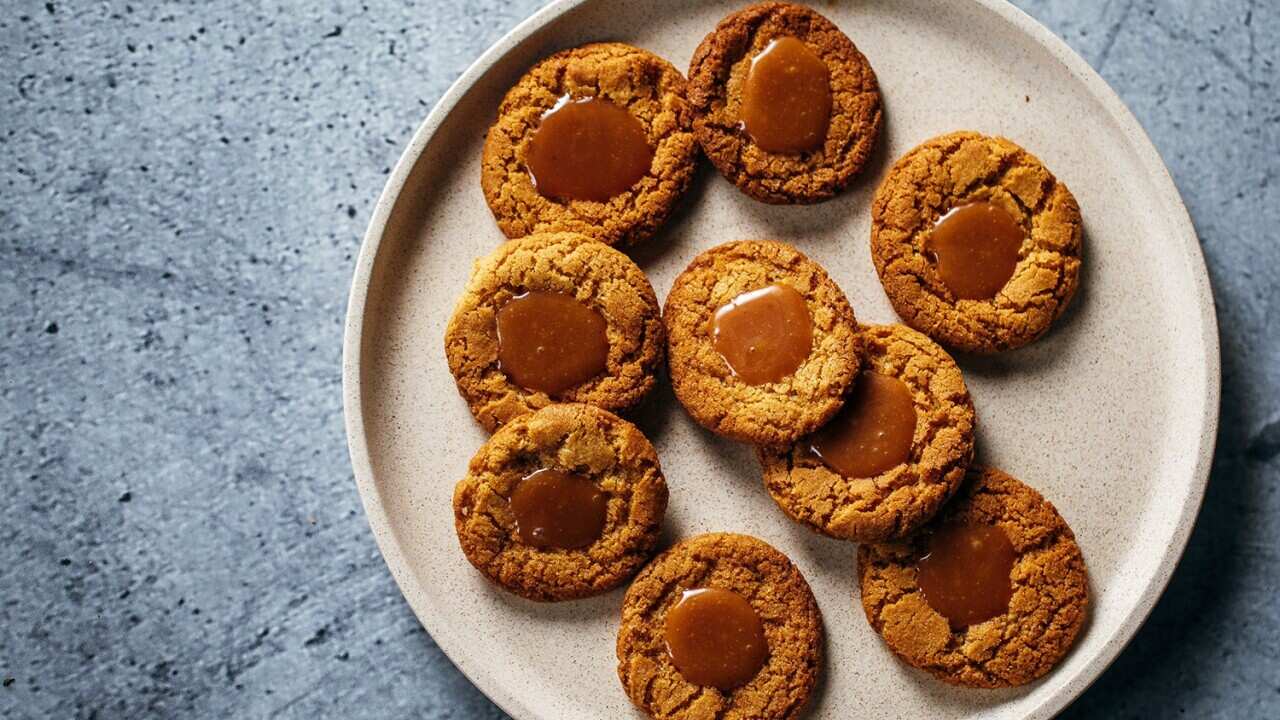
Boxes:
[496,290,608,395]
[664,588,768,689]
[526,96,653,202]
[927,202,1025,300]
[741,37,832,153]
[509,468,607,550]
[712,283,812,385]
[917,523,1018,628]
[810,373,917,477]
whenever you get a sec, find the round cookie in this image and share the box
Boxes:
[444,232,664,432]
[759,323,975,542]
[616,533,821,720]
[870,131,1083,353]
[687,2,883,203]
[856,466,1089,687]
[452,403,668,601]
[480,42,698,247]
[663,240,861,446]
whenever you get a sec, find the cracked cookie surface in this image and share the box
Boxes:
[870,131,1083,353]
[687,2,882,204]
[857,466,1089,687]
[480,42,698,247]
[452,403,667,601]
[759,323,975,542]
[663,240,861,446]
[444,232,664,432]
[617,533,821,720]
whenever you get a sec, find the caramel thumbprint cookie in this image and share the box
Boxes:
[453,404,668,601]
[687,2,883,203]
[760,324,975,543]
[857,466,1089,687]
[871,131,1083,353]
[617,533,821,720]
[444,232,663,432]
[480,42,698,247]
[663,240,860,446]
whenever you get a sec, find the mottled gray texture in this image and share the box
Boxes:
[0,0,1274,718]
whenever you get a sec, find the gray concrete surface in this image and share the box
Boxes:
[1,0,1275,717]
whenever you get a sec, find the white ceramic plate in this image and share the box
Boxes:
[343,1,1220,718]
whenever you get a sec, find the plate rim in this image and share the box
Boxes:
[342,1,1222,718]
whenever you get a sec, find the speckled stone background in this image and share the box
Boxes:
[0,0,1275,717]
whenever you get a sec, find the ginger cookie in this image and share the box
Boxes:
[452,403,668,601]
[480,42,698,247]
[857,466,1089,687]
[663,240,861,446]
[759,323,975,543]
[616,533,821,720]
[687,2,883,204]
[870,131,1083,353]
[444,232,663,432]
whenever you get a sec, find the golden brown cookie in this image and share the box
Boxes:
[452,403,668,601]
[663,240,861,446]
[616,533,821,720]
[444,232,664,432]
[870,131,1083,353]
[857,466,1089,687]
[480,42,698,247]
[759,323,975,542]
[687,2,883,204]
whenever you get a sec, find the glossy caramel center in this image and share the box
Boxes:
[927,202,1026,300]
[810,373,917,477]
[664,588,767,690]
[496,290,608,395]
[712,283,812,385]
[917,523,1018,628]
[508,468,607,550]
[741,36,832,153]
[525,96,653,202]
